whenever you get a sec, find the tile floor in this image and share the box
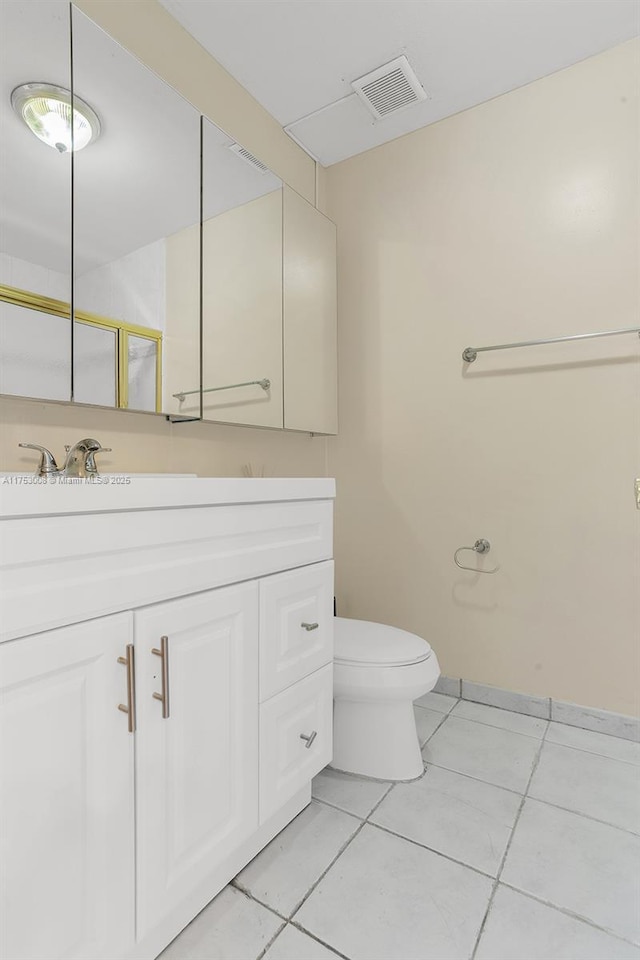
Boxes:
[159,694,640,960]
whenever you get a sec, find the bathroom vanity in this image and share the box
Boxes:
[0,478,335,960]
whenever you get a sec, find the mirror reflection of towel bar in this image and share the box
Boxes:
[454,539,500,574]
[173,378,271,402]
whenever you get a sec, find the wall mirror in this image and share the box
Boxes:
[71,7,201,418]
[0,0,72,403]
[194,117,284,428]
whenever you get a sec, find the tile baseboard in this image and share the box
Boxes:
[432,676,461,698]
[461,680,550,720]
[550,700,640,743]
[435,675,640,742]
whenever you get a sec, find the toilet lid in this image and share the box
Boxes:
[334,617,432,667]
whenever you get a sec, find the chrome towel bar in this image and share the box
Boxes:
[173,378,271,402]
[454,539,500,574]
[462,326,640,363]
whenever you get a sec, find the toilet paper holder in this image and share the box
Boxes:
[454,539,500,574]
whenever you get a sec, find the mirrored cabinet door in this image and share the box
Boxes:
[0,0,72,403]
[71,7,200,418]
[199,118,284,428]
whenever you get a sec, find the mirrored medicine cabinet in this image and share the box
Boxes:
[0,0,337,434]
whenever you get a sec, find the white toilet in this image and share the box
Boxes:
[331,617,440,781]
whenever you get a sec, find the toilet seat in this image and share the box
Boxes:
[334,617,432,668]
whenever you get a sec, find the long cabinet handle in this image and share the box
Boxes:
[117,644,136,733]
[152,635,170,719]
[301,622,319,631]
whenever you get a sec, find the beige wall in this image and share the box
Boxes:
[1,396,326,478]
[326,40,640,716]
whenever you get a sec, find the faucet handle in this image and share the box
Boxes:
[18,443,59,477]
[85,445,112,477]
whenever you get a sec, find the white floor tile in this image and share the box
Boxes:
[312,767,391,818]
[451,699,547,738]
[501,799,640,944]
[414,691,457,713]
[370,764,521,875]
[413,705,445,746]
[529,742,640,833]
[234,801,360,917]
[295,824,493,960]
[423,716,540,793]
[158,886,283,960]
[546,722,640,765]
[476,886,640,960]
[264,925,342,960]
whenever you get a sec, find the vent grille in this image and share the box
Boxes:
[352,55,427,120]
[228,142,269,173]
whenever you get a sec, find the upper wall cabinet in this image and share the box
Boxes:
[71,8,200,418]
[179,119,337,434]
[1,3,336,434]
[0,0,72,403]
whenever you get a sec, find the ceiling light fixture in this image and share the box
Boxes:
[11,82,101,153]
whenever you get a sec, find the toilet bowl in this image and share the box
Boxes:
[331,617,440,781]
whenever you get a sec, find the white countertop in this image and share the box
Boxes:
[0,476,336,519]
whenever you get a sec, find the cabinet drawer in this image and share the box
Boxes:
[260,560,333,700]
[260,664,332,823]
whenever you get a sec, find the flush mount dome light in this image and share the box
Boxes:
[11,82,100,153]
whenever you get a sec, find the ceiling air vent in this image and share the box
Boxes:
[228,142,269,173]
[352,55,427,120]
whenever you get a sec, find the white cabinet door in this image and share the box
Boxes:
[134,583,259,939]
[0,615,135,960]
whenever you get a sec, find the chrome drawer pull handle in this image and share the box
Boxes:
[152,635,170,719]
[117,643,136,733]
[301,622,319,631]
[300,730,317,748]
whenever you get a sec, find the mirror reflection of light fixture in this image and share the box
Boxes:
[11,82,101,153]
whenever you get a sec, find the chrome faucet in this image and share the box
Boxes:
[62,438,111,477]
[18,439,112,478]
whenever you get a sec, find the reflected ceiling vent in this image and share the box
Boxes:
[352,55,427,120]
[228,142,269,173]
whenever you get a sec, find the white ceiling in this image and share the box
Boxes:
[160,0,640,166]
